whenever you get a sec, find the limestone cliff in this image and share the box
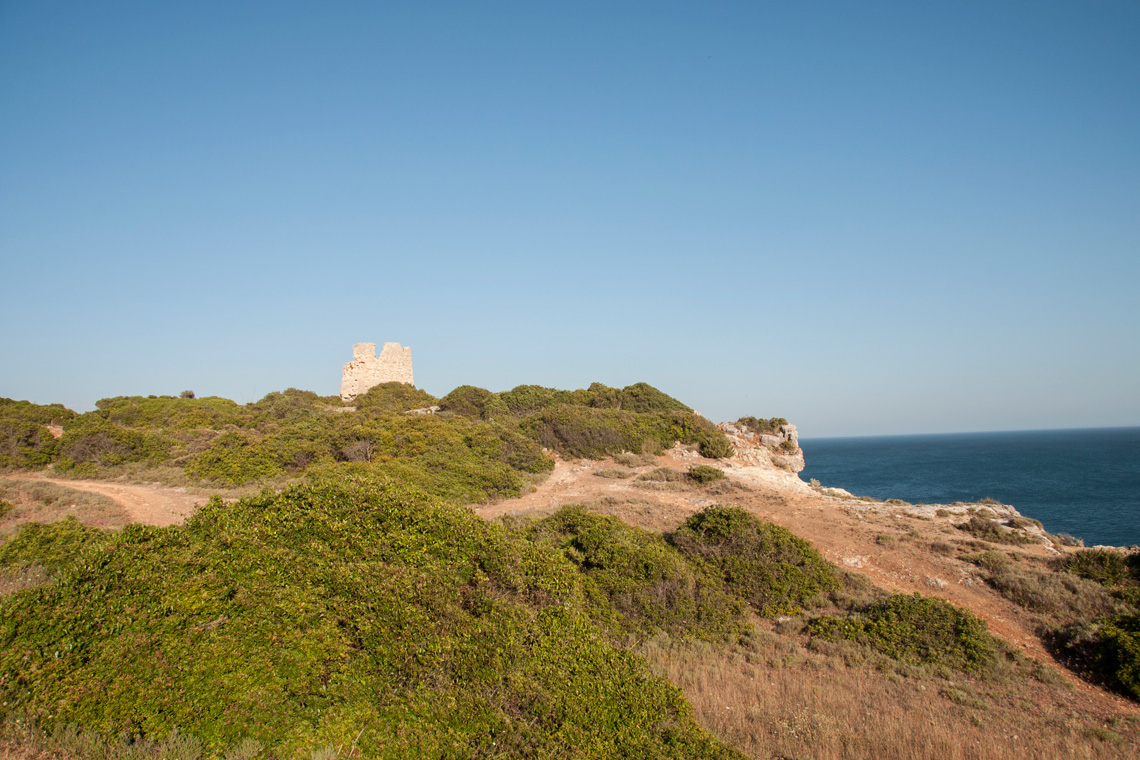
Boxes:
[718,421,805,473]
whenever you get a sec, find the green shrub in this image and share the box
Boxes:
[808,593,999,673]
[655,412,734,460]
[92,395,247,430]
[614,382,691,413]
[957,515,1032,545]
[246,388,342,423]
[0,398,76,426]
[351,382,438,413]
[698,434,735,459]
[0,499,12,519]
[669,506,839,616]
[438,385,495,419]
[57,423,171,468]
[1092,613,1140,700]
[521,406,661,459]
[1062,549,1131,587]
[0,420,59,469]
[185,433,281,486]
[737,416,788,435]
[528,506,743,640]
[688,465,726,484]
[497,385,577,415]
[982,561,1124,621]
[0,485,741,759]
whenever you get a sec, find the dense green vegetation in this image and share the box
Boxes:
[669,506,840,616]
[527,506,742,640]
[0,398,74,469]
[808,593,1000,674]
[0,485,743,759]
[4,480,1037,756]
[0,382,732,492]
[7,380,1130,756]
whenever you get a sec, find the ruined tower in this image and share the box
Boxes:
[340,342,414,402]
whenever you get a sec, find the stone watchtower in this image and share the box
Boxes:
[340,342,414,402]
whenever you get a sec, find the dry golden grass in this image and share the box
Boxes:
[0,479,130,532]
[640,624,1140,760]
[0,563,49,598]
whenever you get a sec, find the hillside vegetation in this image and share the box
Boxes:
[0,382,732,496]
[1,383,1138,758]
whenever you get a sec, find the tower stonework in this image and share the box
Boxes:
[340,342,414,402]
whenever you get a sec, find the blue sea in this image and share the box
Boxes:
[800,427,1140,548]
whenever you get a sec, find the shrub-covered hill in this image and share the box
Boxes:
[0,381,734,490]
[0,482,744,759]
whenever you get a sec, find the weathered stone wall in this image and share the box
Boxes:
[340,342,414,401]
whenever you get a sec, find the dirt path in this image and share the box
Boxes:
[479,450,1140,719]
[7,474,208,527]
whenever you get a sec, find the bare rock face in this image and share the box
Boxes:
[340,342,414,402]
[718,421,805,473]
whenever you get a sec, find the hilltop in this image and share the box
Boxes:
[2,384,1139,759]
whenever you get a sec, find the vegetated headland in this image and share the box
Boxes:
[2,383,1139,760]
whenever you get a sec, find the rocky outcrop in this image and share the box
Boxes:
[718,421,805,473]
[340,342,414,402]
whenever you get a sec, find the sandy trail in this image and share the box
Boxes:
[7,474,208,527]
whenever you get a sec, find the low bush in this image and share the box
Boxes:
[637,467,688,483]
[808,593,999,673]
[737,417,788,436]
[91,395,247,430]
[669,506,839,616]
[1062,549,1132,588]
[612,382,692,414]
[688,465,725,484]
[1093,613,1140,700]
[957,515,1032,545]
[0,398,76,427]
[983,561,1124,621]
[437,385,495,419]
[351,382,438,413]
[57,422,172,469]
[0,420,60,470]
[614,451,653,468]
[527,506,743,640]
[185,433,281,486]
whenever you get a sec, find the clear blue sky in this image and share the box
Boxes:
[2,1,1137,437]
